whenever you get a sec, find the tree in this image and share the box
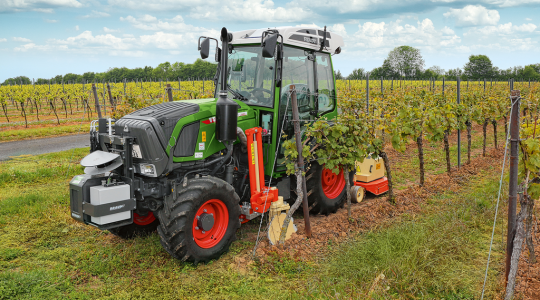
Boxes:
[2,76,31,85]
[386,46,425,77]
[523,65,540,80]
[370,59,398,78]
[427,66,445,78]
[445,68,463,80]
[334,70,343,80]
[463,55,493,79]
[347,68,365,80]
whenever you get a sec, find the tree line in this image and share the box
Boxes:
[2,58,217,85]
[336,46,540,81]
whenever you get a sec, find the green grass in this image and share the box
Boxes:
[306,165,506,299]
[0,146,507,299]
[0,123,85,143]
[391,122,505,189]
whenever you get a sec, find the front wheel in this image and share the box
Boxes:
[109,211,159,239]
[156,177,240,263]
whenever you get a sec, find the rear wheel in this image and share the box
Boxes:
[156,177,240,263]
[109,211,159,239]
[292,161,351,215]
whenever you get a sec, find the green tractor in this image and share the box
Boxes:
[69,26,346,263]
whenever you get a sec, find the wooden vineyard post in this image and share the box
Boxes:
[505,90,521,285]
[92,83,102,119]
[290,85,311,238]
[166,84,173,102]
[366,73,370,112]
[107,83,114,110]
[457,76,461,167]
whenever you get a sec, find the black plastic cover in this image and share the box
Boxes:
[174,122,200,157]
[123,102,199,150]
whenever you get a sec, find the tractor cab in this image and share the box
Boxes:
[201,26,344,177]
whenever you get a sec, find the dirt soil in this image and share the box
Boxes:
[509,204,540,299]
[245,147,505,263]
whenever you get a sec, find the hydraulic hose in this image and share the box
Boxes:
[211,142,233,176]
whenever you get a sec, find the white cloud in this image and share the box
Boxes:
[192,0,310,22]
[350,19,462,54]
[113,0,310,22]
[463,22,539,51]
[50,31,135,50]
[81,11,111,18]
[0,38,7,42]
[330,24,347,38]
[120,14,218,37]
[526,18,532,21]
[75,25,79,31]
[13,37,32,43]
[109,0,202,11]
[0,0,82,13]
[104,27,120,33]
[44,19,58,23]
[443,5,500,27]
[465,22,538,36]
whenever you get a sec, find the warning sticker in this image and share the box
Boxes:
[376,163,381,170]
[251,144,255,164]
[195,152,203,158]
[199,143,205,150]
[202,131,206,142]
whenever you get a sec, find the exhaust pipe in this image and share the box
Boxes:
[215,27,239,143]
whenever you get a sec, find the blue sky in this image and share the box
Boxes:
[0,0,539,82]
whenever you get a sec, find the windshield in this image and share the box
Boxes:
[216,46,275,107]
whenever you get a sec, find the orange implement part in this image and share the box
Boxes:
[354,177,389,195]
[245,127,266,195]
[245,127,278,214]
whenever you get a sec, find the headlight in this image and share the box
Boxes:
[139,163,157,177]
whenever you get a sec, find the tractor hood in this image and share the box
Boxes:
[118,101,200,151]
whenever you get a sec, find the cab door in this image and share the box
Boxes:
[274,47,334,172]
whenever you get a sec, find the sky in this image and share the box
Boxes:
[0,0,539,82]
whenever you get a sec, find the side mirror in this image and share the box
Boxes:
[261,33,278,58]
[199,37,210,59]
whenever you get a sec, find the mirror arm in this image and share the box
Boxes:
[319,26,327,52]
[275,35,284,87]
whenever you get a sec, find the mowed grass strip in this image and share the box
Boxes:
[307,165,506,299]
[0,146,507,299]
[0,123,85,143]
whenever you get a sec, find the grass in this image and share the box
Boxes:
[0,123,86,143]
[307,165,506,299]
[0,143,507,298]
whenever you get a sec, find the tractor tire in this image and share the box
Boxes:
[293,161,352,215]
[156,176,240,264]
[109,212,159,239]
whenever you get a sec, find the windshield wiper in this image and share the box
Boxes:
[227,85,248,101]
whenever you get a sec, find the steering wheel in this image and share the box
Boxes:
[251,87,272,95]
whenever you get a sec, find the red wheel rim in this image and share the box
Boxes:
[133,212,156,226]
[321,167,345,199]
[192,199,229,249]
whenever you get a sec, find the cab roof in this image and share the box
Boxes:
[230,26,344,55]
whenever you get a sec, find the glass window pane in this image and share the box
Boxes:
[216,46,275,107]
[316,53,335,114]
